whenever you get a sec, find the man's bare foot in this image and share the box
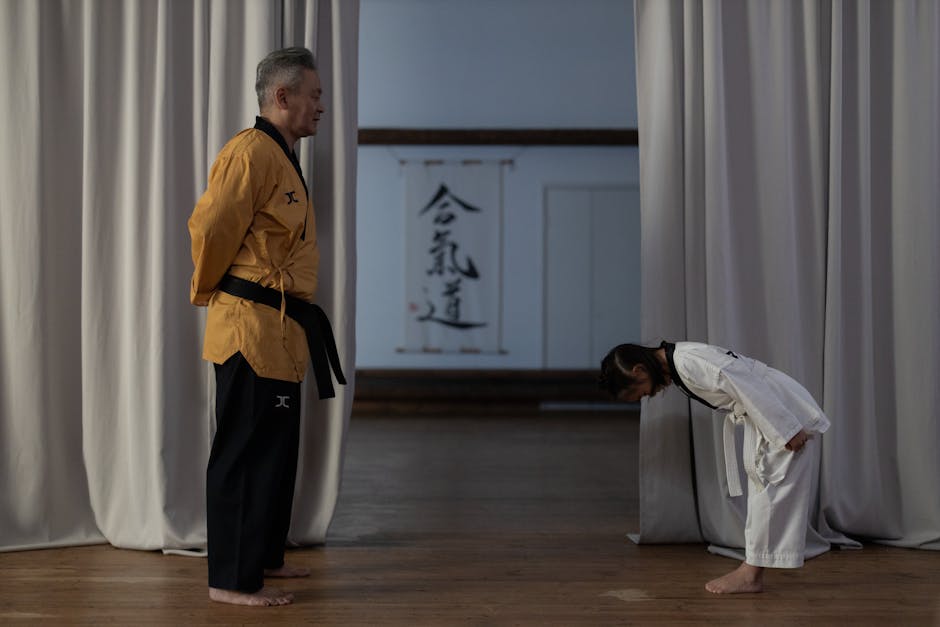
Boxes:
[264,564,311,578]
[705,562,764,594]
[209,586,294,606]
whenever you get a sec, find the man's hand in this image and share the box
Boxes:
[785,429,811,452]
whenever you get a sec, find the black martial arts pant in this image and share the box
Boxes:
[207,352,301,592]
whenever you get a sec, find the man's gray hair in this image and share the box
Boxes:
[255,47,317,109]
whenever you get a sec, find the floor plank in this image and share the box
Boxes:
[1,412,938,625]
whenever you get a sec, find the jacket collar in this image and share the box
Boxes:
[661,341,719,410]
[254,116,308,195]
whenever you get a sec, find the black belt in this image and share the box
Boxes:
[217,274,346,399]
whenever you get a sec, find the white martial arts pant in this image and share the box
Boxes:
[742,426,820,568]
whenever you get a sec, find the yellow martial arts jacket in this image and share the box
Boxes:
[189,117,318,382]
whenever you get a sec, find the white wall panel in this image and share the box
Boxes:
[544,189,593,367]
[543,186,641,369]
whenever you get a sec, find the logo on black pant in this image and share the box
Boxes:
[275,395,291,409]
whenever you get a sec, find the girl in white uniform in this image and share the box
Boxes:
[599,341,827,594]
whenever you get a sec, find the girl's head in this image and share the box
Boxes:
[599,343,670,402]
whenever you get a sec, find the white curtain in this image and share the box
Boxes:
[0,0,358,552]
[634,0,939,552]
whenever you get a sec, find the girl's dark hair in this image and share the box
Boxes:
[598,343,668,397]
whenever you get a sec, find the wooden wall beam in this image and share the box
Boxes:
[358,128,638,146]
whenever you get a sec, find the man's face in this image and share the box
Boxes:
[286,68,324,139]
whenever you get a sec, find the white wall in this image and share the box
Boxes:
[358,0,637,128]
[356,0,639,369]
[544,186,641,368]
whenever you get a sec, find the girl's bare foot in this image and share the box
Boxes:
[705,562,764,594]
[264,564,311,578]
[209,586,294,606]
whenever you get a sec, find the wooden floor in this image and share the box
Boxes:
[2,411,939,626]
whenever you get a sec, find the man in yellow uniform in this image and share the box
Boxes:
[189,47,344,607]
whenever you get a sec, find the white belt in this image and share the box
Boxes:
[722,359,770,497]
[722,411,759,497]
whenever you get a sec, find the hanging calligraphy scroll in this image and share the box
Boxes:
[402,160,503,353]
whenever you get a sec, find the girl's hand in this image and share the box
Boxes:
[785,429,810,452]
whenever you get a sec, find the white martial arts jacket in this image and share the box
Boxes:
[664,342,830,497]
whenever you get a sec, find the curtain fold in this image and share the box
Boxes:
[633,0,702,544]
[634,0,939,553]
[0,0,358,553]
[0,0,102,551]
[290,0,359,545]
[822,0,940,549]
